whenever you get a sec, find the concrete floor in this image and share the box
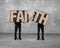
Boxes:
[0,33,60,48]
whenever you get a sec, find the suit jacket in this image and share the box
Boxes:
[15,22,21,27]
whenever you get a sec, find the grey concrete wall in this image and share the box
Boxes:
[0,0,60,33]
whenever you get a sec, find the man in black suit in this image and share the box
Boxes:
[37,23,44,40]
[14,22,21,40]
